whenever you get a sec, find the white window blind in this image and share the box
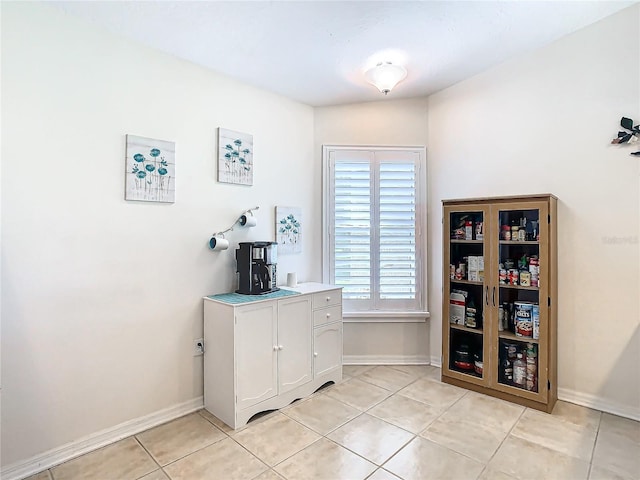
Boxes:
[324,146,426,313]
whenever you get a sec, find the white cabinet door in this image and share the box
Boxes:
[314,323,343,377]
[235,302,278,410]
[277,296,312,394]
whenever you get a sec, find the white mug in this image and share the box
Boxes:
[287,272,297,287]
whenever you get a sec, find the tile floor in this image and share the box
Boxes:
[27,365,640,480]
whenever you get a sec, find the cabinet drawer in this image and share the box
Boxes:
[313,304,341,327]
[312,289,341,309]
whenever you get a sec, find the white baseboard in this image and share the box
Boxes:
[343,354,429,365]
[430,355,442,368]
[558,388,640,422]
[1,396,204,480]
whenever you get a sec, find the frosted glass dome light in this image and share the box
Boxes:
[364,62,407,95]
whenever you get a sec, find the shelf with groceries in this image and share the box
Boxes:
[442,195,557,412]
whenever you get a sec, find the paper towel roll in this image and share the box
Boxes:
[287,272,298,287]
[240,215,257,227]
[209,236,229,251]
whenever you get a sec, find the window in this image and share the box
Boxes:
[323,146,427,316]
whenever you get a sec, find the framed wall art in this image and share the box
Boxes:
[125,134,175,203]
[218,128,253,186]
[276,206,302,254]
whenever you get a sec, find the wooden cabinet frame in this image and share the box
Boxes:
[442,194,557,412]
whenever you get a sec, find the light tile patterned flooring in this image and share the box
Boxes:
[28,365,640,480]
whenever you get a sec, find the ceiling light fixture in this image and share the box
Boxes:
[364,61,407,95]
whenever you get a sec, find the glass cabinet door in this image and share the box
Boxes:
[492,202,549,399]
[443,206,489,385]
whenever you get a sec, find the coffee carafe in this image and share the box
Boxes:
[235,242,279,295]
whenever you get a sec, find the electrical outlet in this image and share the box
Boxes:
[194,338,204,356]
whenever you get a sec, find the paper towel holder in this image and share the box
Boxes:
[209,206,259,251]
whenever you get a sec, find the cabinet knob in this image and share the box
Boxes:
[326,313,331,318]
[314,352,318,357]
[273,345,279,351]
[278,345,284,350]
[326,296,331,302]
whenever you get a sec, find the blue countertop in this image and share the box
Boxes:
[206,289,300,305]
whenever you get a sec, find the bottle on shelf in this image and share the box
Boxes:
[513,353,526,389]
[501,354,513,385]
[526,343,538,392]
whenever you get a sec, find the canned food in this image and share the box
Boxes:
[499,269,507,284]
[520,271,531,287]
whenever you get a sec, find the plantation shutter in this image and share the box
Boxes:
[326,147,424,312]
[379,155,417,301]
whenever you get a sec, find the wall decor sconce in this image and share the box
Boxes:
[611,117,640,156]
[209,206,259,251]
[364,61,407,95]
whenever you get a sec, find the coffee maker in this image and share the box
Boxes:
[235,242,279,295]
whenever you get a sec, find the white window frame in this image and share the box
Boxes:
[322,145,429,322]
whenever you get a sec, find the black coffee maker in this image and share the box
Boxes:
[236,242,279,295]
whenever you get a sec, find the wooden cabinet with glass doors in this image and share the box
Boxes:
[442,194,557,413]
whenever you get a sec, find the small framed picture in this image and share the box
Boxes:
[218,128,253,186]
[125,134,175,203]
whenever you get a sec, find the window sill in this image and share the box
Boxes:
[342,311,430,323]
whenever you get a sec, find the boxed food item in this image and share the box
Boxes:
[449,292,466,325]
[467,256,484,282]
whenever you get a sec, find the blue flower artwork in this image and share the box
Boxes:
[125,135,175,203]
[217,128,253,186]
[276,206,302,254]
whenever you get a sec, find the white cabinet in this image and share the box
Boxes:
[314,323,342,376]
[235,302,277,410]
[204,283,342,429]
[276,295,313,394]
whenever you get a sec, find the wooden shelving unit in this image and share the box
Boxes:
[442,194,557,413]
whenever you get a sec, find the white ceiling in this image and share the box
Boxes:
[50,1,636,107]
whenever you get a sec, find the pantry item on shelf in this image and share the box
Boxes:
[458,262,466,279]
[449,292,466,325]
[475,222,483,240]
[518,229,526,242]
[515,302,534,337]
[532,305,540,339]
[501,345,514,385]
[499,267,507,284]
[465,220,473,240]
[467,256,484,282]
[520,271,531,286]
[452,227,465,239]
[455,266,463,280]
[498,306,505,331]
[518,255,528,270]
[450,264,455,280]
[529,257,539,287]
[513,353,526,388]
[465,298,477,328]
[511,225,519,240]
[474,360,483,375]
[508,269,519,285]
[526,343,538,392]
[502,225,511,240]
[454,344,474,370]
[504,259,515,269]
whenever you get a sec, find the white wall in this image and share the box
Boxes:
[314,98,431,364]
[1,2,316,468]
[428,5,640,417]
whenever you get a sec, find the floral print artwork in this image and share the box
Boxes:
[276,206,302,254]
[125,135,175,203]
[218,128,253,185]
